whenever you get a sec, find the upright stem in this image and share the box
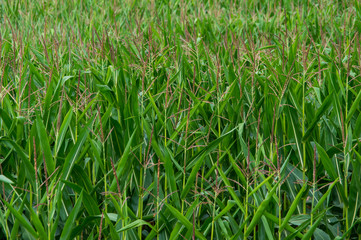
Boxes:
[211,194,217,240]
[302,76,306,214]
[182,99,191,214]
[278,183,281,240]
[138,115,144,239]
[164,81,168,202]
[157,160,160,240]
[244,178,249,235]
[345,53,349,232]
[138,62,146,239]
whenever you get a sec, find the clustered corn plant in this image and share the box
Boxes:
[1,0,361,239]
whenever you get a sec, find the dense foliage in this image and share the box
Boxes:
[1,0,361,239]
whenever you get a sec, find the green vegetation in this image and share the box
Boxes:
[1,0,361,239]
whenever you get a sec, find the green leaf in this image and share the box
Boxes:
[181,127,235,199]
[36,115,55,175]
[0,175,14,184]
[302,93,333,141]
[117,219,154,233]
[301,215,323,240]
[60,116,94,185]
[0,138,35,187]
[28,203,47,240]
[165,203,207,240]
[2,196,38,238]
[280,183,307,232]
[346,89,361,123]
[55,109,73,156]
[0,107,12,131]
[110,128,136,192]
[311,178,338,214]
[60,191,84,240]
[214,200,235,222]
[62,180,100,216]
[245,180,280,238]
[263,212,304,239]
[316,143,347,206]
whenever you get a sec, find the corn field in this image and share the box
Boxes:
[1,0,361,239]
